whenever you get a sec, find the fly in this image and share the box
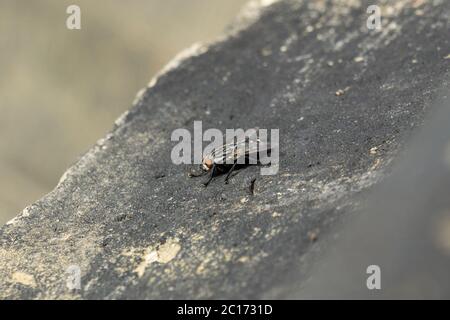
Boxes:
[189,129,271,187]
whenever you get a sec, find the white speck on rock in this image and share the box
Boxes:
[306,25,314,33]
[11,272,36,288]
[134,238,181,278]
[370,147,378,155]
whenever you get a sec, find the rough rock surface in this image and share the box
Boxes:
[1,0,450,299]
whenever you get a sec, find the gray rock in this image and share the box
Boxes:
[1,0,450,299]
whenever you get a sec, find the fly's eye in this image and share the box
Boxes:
[203,158,213,169]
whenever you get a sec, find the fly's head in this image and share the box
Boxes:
[202,155,214,171]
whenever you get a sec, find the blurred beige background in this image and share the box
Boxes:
[0,0,248,225]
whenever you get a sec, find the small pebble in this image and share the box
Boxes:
[370,147,378,155]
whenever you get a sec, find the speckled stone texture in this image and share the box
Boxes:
[1,0,450,299]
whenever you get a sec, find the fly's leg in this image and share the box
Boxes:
[224,162,237,184]
[203,164,217,187]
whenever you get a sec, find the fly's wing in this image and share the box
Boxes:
[212,142,237,165]
[222,129,258,165]
[246,128,278,164]
[247,136,273,164]
[211,129,274,165]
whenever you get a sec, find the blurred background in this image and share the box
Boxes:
[0,0,248,225]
